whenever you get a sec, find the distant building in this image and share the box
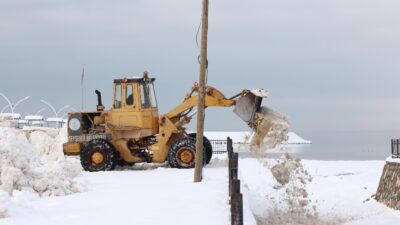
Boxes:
[24,115,45,127]
[0,113,21,120]
[46,117,66,128]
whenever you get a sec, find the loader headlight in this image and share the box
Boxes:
[69,118,81,131]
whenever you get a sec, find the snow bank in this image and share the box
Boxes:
[204,131,311,145]
[386,156,400,164]
[0,116,16,128]
[259,154,323,224]
[287,132,312,144]
[240,156,396,225]
[0,126,85,218]
[203,131,252,143]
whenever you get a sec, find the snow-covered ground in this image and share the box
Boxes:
[0,164,231,225]
[240,157,400,225]
[1,127,399,225]
[204,131,311,144]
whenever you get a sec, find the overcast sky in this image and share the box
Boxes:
[1,0,400,132]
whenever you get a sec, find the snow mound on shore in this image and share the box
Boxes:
[244,154,346,225]
[287,132,312,144]
[0,126,85,217]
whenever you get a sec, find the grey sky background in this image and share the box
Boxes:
[0,0,400,132]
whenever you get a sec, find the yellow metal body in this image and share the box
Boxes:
[64,76,246,165]
[150,83,235,163]
[106,81,159,138]
[63,142,82,155]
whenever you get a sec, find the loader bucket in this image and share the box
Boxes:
[233,89,268,128]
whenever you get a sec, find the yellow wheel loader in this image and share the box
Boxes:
[63,71,268,171]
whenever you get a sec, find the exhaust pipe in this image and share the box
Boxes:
[95,90,105,111]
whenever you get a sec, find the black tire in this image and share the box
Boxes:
[188,133,213,164]
[168,137,205,169]
[80,139,118,172]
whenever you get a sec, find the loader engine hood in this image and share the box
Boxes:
[233,89,268,128]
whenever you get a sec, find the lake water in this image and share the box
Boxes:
[240,130,400,161]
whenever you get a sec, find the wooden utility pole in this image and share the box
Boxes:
[194,0,209,182]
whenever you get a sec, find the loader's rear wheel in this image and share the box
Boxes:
[188,133,213,164]
[80,139,118,172]
[168,137,205,169]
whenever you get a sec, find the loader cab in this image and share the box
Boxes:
[109,73,159,137]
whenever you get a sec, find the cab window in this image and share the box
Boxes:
[126,84,134,106]
[140,81,157,108]
[114,84,122,109]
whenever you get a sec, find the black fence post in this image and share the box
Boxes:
[391,139,393,156]
[392,139,400,158]
[227,137,233,159]
[226,137,243,225]
[230,179,240,196]
[231,193,243,225]
[393,139,395,156]
[231,153,238,180]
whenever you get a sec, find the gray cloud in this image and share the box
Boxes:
[1,0,399,131]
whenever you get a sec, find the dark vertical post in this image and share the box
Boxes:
[231,193,243,225]
[391,139,393,156]
[230,179,240,196]
[228,137,233,194]
[227,137,233,158]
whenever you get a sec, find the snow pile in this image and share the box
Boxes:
[0,126,85,217]
[287,132,312,144]
[27,127,67,161]
[250,107,289,151]
[0,116,16,128]
[258,153,320,224]
[0,190,8,218]
[241,153,346,225]
[386,156,400,164]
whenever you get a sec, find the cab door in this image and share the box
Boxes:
[110,82,140,127]
[138,80,159,134]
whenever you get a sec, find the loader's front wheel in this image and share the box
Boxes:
[80,139,118,172]
[168,137,205,169]
[188,133,213,164]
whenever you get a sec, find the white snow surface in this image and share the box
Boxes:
[240,157,400,225]
[204,131,311,144]
[0,163,232,225]
[0,114,21,120]
[0,126,85,218]
[1,129,399,224]
[386,156,400,164]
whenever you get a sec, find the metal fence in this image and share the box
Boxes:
[392,139,400,158]
[210,139,250,155]
[209,139,228,154]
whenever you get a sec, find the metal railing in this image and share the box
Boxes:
[391,139,400,158]
[209,139,228,154]
[210,139,251,154]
